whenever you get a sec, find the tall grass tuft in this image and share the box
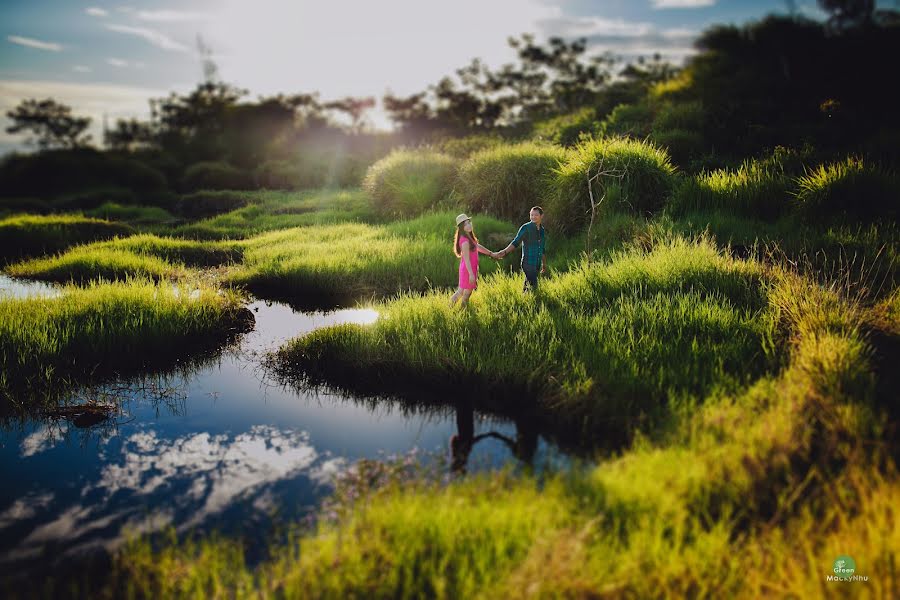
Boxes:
[362,149,459,218]
[455,142,568,222]
[794,156,899,223]
[551,136,677,233]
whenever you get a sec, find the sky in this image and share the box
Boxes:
[0,0,841,153]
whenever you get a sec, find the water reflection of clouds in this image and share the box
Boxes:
[5,425,343,564]
[19,423,69,458]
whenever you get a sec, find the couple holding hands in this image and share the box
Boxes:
[449,206,547,308]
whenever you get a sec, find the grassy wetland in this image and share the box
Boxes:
[2,7,899,600]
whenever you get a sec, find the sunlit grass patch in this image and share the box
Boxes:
[0,278,248,405]
[171,188,377,240]
[794,156,899,223]
[230,212,511,303]
[7,234,243,283]
[669,157,796,221]
[276,237,779,428]
[0,214,133,262]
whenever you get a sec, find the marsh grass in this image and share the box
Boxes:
[84,202,177,225]
[668,158,796,221]
[362,149,459,218]
[794,156,899,223]
[230,212,512,305]
[0,214,133,262]
[276,237,780,431]
[0,278,249,406]
[551,136,677,234]
[454,142,568,222]
[170,189,376,240]
[7,234,243,283]
[93,234,899,600]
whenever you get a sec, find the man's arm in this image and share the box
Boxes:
[500,224,527,258]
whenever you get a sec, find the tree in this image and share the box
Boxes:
[105,118,155,152]
[324,96,376,133]
[6,98,92,149]
[818,0,875,30]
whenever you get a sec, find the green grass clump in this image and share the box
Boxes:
[276,237,777,428]
[181,161,252,192]
[84,202,176,225]
[0,278,248,403]
[598,102,654,138]
[551,136,678,233]
[794,156,899,223]
[171,189,376,240]
[455,142,568,222]
[669,157,795,221]
[532,107,598,146]
[230,212,511,304]
[0,214,134,262]
[7,234,243,283]
[362,149,459,218]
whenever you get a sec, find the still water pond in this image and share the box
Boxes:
[0,276,551,573]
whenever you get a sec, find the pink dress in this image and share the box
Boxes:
[458,237,479,290]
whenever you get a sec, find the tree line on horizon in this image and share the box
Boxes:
[2,0,898,201]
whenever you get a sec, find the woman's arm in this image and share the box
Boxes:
[475,243,495,256]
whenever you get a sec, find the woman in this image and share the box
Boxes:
[449,213,496,307]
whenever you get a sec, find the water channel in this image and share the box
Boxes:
[0,275,554,576]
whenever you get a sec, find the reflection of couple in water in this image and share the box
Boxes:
[450,397,538,475]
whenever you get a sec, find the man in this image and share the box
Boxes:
[495,206,547,292]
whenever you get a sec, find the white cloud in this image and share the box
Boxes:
[536,15,698,62]
[86,7,109,18]
[105,23,190,52]
[106,57,129,67]
[7,35,63,52]
[137,10,211,22]
[651,0,716,8]
[73,65,93,73]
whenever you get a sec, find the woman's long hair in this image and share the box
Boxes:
[453,222,479,258]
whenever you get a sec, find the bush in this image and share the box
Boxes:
[181,161,253,192]
[533,108,599,147]
[362,149,459,217]
[0,148,168,198]
[794,157,899,223]
[551,136,678,233]
[455,142,568,223]
[179,191,250,219]
[668,158,796,221]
